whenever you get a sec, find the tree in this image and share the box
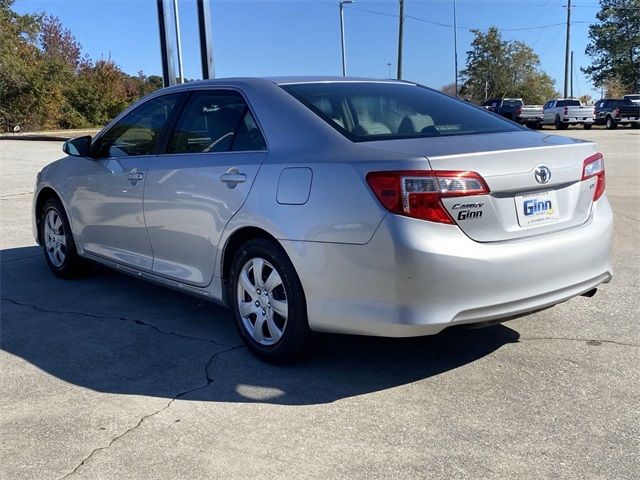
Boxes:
[440,82,458,97]
[583,0,640,93]
[0,0,163,131]
[579,94,593,105]
[604,76,628,97]
[459,27,558,105]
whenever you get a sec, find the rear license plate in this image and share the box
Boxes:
[515,191,560,227]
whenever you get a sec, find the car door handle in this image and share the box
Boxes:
[126,170,144,184]
[220,169,247,187]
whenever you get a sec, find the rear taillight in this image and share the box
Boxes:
[516,106,522,116]
[582,153,605,201]
[563,106,568,116]
[366,170,489,224]
[613,107,620,118]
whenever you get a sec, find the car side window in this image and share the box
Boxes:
[94,94,181,158]
[232,109,267,151]
[167,90,266,154]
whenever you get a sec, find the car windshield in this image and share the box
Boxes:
[281,82,522,141]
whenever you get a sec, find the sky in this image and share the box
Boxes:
[12,0,604,101]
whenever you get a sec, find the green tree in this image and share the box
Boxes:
[459,27,558,105]
[0,0,163,131]
[0,0,44,129]
[583,0,640,93]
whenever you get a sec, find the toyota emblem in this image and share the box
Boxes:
[534,165,551,184]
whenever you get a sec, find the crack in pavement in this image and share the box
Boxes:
[475,329,639,348]
[57,344,245,480]
[1,254,41,263]
[1,297,240,349]
[0,191,33,199]
[613,210,640,223]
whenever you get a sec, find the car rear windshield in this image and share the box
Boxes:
[556,99,581,107]
[280,82,522,141]
[502,99,523,106]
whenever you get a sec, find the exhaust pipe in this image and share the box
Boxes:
[581,288,597,298]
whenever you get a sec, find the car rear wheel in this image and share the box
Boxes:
[40,197,84,278]
[554,116,567,130]
[230,238,312,363]
[605,116,617,130]
[583,124,592,130]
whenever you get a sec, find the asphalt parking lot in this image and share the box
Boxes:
[1,127,639,480]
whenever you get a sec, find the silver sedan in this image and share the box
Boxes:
[33,77,613,362]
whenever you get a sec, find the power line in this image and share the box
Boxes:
[308,0,590,33]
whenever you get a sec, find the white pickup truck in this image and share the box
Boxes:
[542,99,595,130]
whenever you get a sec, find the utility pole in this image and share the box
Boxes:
[173,0,184,83]
[339,1,354,76]
[570,50,574,98]
[157,0,176,87]
[563,0,571,98]
[387,62,392,79]
[397,0,404,80]
[453,0,458,95]
[197,0,215,79]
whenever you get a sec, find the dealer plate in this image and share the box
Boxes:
[515,190,560,227]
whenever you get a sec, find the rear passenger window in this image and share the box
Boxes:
[167,91,266,154]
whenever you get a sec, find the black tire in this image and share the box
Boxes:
[555,116,567,130]
[583,124,592,130]
[605,116,617,130]
[229,238,313,363]
[631,123,640,129]
[39,197,84,278]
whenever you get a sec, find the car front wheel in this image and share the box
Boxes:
[229,238,312,363]
[40,197,84,278]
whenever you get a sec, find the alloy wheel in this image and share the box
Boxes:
[236,257,288,346]
[44,209,66,267]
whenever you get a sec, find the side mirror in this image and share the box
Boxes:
[63,135,92,157]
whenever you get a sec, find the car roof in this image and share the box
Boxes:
[159,76,417,93]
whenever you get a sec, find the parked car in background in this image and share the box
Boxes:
[623,94,640,105]
[32,77,613,362]
[542,99,595,130]
[594,98,640,129]
[482,98,543,128]
[519,104,544,129]
[482,98,523,121]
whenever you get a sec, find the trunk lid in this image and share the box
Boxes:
[366,131,599,242]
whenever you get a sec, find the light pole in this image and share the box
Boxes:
[173,0,184,83]
[339,0,354,76]
[453,0,458,96]
[387,62,392,78]
[397,0,404,79]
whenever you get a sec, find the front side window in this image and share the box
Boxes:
[167,90,266,154]
[94,94,181,157]
[281,82,522,141]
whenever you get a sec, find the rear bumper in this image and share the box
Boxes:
[562,117,594,124]
[616,116,640,124]
[283,197,613,337]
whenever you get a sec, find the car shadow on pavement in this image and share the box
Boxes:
[1,246,520,406]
